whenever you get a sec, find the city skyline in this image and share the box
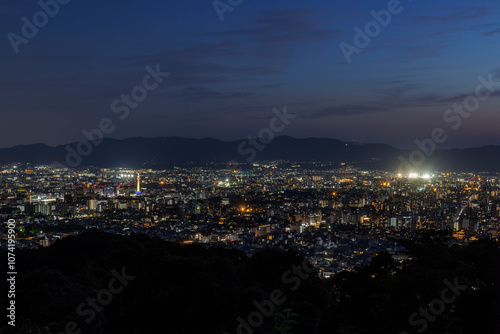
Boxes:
[2,162,499,332]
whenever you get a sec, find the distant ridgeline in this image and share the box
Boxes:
[1,136,500,172]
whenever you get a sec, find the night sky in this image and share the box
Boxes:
[1,0,500,149]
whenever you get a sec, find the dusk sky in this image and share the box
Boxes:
[1,0,500,149]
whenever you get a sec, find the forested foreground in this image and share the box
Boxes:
[2,231,499,334]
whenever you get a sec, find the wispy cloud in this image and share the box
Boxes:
[302,104,389,119]
[409,6,494,26]
[218,9,339,58]
[173,86,254,102]
[483,27,500,36]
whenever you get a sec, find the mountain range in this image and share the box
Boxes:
[0,136,499,172]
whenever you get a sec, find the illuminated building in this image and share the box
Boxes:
[136,172,141,194]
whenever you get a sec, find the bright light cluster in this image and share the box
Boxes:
[407,173,433,179]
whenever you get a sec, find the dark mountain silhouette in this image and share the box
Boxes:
[0,136,499,172]
[3,231,499,333]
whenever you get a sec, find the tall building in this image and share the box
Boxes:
[136,173,141,194]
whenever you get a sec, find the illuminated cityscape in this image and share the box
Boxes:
[2,0,500,332]
[2,163,499,276]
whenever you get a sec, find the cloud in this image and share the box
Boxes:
[173,86,254,102]
[432,90,500,105]
[371,81,500,109]
[113,40,283,88]
[369,77,500,109]
[298,77,500,120]
[375,84,420,100]
[493,68,500,80]
[303,104,388,119]
[409,6,494,26]
[483,28,500,36]
[218,9,339,58]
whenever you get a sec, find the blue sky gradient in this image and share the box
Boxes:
[1,0,500,149]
